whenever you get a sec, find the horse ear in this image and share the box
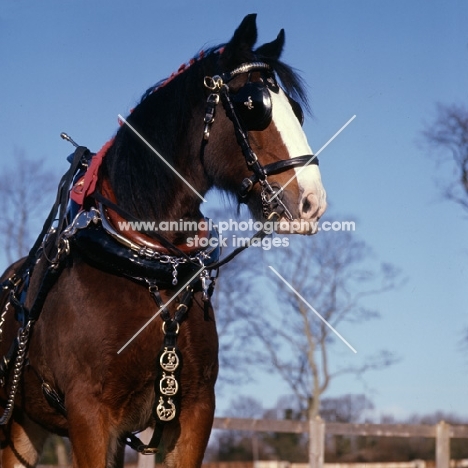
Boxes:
[221,14,258,66]
[255,29,285,61]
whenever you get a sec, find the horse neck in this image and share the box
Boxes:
[101,102,207,227]
[100,54,224,228]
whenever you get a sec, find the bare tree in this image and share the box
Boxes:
[216,226,400,421]
[422,104,468,353]
[423,103,468,213]
[0,149,57,266]
[320,394,374,423]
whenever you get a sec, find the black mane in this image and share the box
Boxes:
[100,43,308,222]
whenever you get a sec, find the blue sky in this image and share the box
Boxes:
[1,0,468,422]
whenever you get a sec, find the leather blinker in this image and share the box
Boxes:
[230,81,272,131]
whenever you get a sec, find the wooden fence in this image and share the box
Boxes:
[210,417,468,468]
[201,462,468,468]
[39,418,468,468]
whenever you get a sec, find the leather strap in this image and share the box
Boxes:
[239,154,318,197]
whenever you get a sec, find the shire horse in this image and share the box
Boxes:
[0,14,326,468]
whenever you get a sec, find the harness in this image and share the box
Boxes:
[0,59,318,454]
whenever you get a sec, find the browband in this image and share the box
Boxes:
[222,62,271,82]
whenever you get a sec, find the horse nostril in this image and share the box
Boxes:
[302,197,312,214]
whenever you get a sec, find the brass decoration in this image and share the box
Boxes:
[160,372,178,396]
[160,347,179,372]
[156,396,176,422]
[244,96,254,110]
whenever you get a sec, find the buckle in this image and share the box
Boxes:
[141,447,159,455]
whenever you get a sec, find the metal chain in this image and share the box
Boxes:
[0,321,33,425]
[0,299,11,346]
[260,180,294,222]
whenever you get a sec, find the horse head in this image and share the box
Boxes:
[100,14,326,240]
[201,14,327,233]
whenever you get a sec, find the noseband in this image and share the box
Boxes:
[203,61,318,220]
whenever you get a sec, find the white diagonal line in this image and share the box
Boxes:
[117,266,205,354]
[118,114,207,202]
[269,114,356,203]
[268,266,357,353]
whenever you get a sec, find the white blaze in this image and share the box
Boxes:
[270,89,326,219]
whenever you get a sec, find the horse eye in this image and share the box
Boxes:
[288,96,304,126]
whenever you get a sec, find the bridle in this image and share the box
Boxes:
[203,61,318,221]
